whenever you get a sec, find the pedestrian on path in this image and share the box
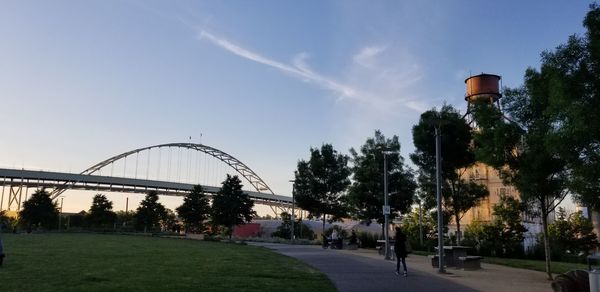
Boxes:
[394,227,407,276]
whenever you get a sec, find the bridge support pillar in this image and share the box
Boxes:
[7,181,23,211]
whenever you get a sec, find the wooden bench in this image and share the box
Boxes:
[457,256,483,270]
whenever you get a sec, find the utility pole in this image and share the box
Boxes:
[435,126,445,273]
[383,151,392,260]
[289,180,295,242]
[418,197,423,246]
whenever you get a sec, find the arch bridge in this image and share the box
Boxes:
[0,143,293,216]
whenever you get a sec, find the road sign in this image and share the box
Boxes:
[383,205,390,215]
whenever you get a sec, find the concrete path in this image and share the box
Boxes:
[249,242,477,292]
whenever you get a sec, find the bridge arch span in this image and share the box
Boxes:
[50,143,275,199]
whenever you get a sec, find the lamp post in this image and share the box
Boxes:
[289,180,295,242]
[58,196,64,231]
[382,151,394,260]
[435,126,445,273]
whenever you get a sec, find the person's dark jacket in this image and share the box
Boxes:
[394,231,407,258]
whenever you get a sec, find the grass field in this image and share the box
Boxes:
[0,233,335,292]
[411,250,588,274]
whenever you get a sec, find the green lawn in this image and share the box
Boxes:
[481,257,588,275]
[412,250,587,274]
[0,233,335,292]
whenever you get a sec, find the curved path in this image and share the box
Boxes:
[250,243,476,292]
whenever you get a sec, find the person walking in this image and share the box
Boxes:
[394,227,408,276]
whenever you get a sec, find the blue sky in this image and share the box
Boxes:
[0,1,591,212]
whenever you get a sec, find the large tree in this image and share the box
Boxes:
[134,191,167,232]
[539,5,600,213]
[347,130,416,230]
[293,144,351,232]
[19,189,59,230]
[211,175,255,238]
[472,76,570,279]
[411,105,489,244]
[86,194,116,228]
[176,185,210,233]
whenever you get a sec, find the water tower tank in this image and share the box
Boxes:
[465,74,501,102]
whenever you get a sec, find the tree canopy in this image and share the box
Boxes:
[134,191,167,231]
[293,144,351,232]
[411,105,488,243]
[211,175,255,237]
[19,189,59,230]
[86,194,116,228]
[176,185,210,233]
[347,130,416,226]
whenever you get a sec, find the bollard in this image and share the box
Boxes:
[591,270,600,292]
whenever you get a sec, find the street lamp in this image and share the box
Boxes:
[58,196,64,231]
[382,150,396,260]
[289,180,295,242]
[435,125,445,273]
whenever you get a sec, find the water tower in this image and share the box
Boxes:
[464,73,502,124]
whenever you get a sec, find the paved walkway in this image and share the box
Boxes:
[249,242,551,292]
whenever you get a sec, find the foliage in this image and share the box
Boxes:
[411,104,488,243]
[347,130,416,227]
[271,212,314,240]
[401,207,436,251]
[211,175,256,237]
[115,210,135,228]
[0,211,18,232]
[463,195,527,258]
[472,68,569,280]
[294,144,351,232]
[19,189,59,230]
[356,231,379,248]
[134,191,167,232]
[549,208,598,260]
[86,194,116,228]
[161,209,178,230]
[539,4,600,212]
[67,212,86,228]
[176,185,210,233]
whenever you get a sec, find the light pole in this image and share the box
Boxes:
[289,180,295,242]
[382,151,394,260]
[435,126,445,273]
[58,196,64,231]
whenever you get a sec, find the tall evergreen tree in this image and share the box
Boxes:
[176,185,210,233]
[347,130,416,229]
[86,194,116,228]
[19,189,59,230]
[211,175,255,238]
[293,144,351,232]
[411,105,489,244]
[134,191,167,232]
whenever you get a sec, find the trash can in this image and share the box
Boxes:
[589,255,600,292]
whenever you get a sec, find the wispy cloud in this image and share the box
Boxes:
[196,29,430,115]
[198,30,360,101]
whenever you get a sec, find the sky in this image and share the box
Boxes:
[0,1,592,213]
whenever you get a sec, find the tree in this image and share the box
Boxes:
[347,130,416,230]
[489,195,528,257]
[211,175,255,238]
[549,208,598,258]
[19,189,59,230]
[472,78,570,280]
[134,191,167,232]
[293,144,351,233]
[411,105,489,244]
[176,185,210,233]
[271,212,315,240]
[539,5,600,213]
[86,194,116,228]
